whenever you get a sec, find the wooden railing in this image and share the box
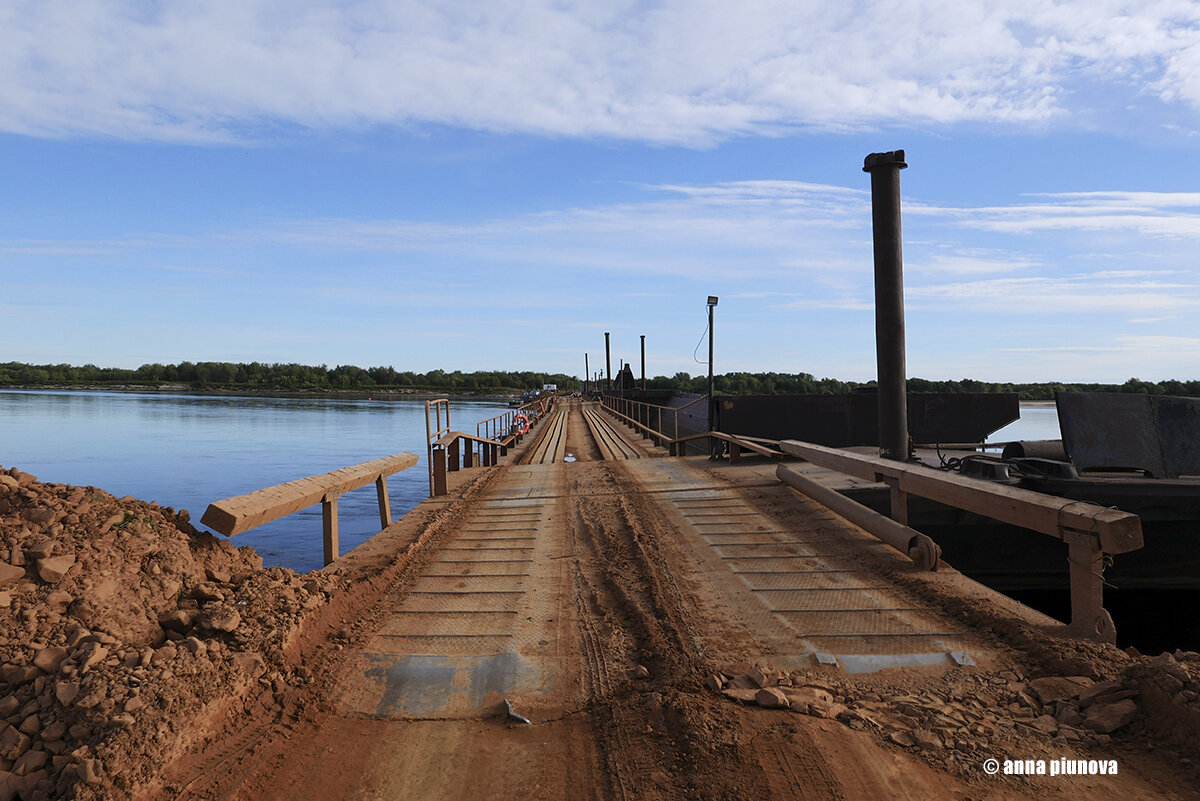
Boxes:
[200,453,419,566]
[777,439,1143,643]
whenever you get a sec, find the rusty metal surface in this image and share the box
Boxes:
[712,393,1018,446]
[1057,392,1200,478]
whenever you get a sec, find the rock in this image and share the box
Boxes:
[0,564,24,586]
[55,681,80,705]
[1028,677,1089,705]
[749,665,773,688]
[36,554,74,583]
[0,475,17,491]
[0,726,30,761]
[1030,714,1059,734]
[198,606,241,633]
[724,674,758,691]
[781,686,834,708]
[722,688,760,704]
[24,540,54,560]
[705,673,725,692]
[912,729,943,750]
[111,713,135,727]
[16,715,38,737]
[206,567,232,584]
[1083,699,1138,733]
[20,508,55,525]
[159,609,193,633]
[888,730,915,747]
[77,642,108,673]
[181,637,207,657]
[756,688,790,709]
[1078,680,1125,707]
[12,748,46,776]
[1055,704,1082,727]
[124,696,144,713]
[45,590,73,611]
[633,665,650,680]
[0,696,17,718]
[192,583,224,603]
[32,646,68,673]
[0,592,9,608]
[98,512,125,533]
[232,651,266,678]
[78,758,103,785]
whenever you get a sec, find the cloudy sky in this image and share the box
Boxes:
[6,0,1200,383]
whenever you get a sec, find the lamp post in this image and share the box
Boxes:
[707,296,718,434]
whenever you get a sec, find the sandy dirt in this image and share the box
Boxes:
[3,400,1200,799]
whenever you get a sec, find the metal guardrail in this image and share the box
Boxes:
[200,453,419,566]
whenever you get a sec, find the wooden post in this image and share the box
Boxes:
[1067,536,1115,642]
[448,437,460,472]
[463,440,474,469]
[376,475,391,528]
[322,493,340,565]
[729,441,741,464]
[432,446,448,495]
[883,477,909,525]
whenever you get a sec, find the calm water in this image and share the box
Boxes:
[985,401,1061,444]
[0,390,511,572]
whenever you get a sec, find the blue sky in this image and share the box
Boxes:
[5,1,1200,383]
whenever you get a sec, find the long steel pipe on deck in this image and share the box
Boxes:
[776,464,941,570]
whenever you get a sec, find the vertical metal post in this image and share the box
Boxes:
[863,150,909,464]
[707,303,715,432]
[604,332,611,392]
[640,335,646,390]
[585,353,590,396]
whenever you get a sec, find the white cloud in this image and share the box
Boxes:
[4,1,1200,143]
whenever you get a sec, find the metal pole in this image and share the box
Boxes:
[585,353,590,395]
[604,332,611,392]
[640,335,646,391]
[863,150,909,462]
[707,303,715,432]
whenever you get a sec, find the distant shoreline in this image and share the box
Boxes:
[0,384,519,403]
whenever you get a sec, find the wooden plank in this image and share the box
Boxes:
[200,452,418,536]
[779,440,1142,554]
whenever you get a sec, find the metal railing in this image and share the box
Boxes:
[602,393,708,451]
[424,396,556,496]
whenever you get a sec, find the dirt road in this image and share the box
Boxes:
[155,401,1200,801]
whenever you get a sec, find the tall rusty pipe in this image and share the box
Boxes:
[640,335,646,390]
[604,332,611,392]
[863,150,909,462]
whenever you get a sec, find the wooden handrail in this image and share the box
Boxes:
[777,438,1142,642]
[200,452,419,565]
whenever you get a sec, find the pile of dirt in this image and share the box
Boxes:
[0,466,339,801]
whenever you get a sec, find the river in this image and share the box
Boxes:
[0,390,512,572]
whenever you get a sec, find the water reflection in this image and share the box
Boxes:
[0,390,512,572]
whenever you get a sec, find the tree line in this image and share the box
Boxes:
[1,361,1197,399]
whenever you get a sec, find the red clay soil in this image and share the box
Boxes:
[1,403,1200,800]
